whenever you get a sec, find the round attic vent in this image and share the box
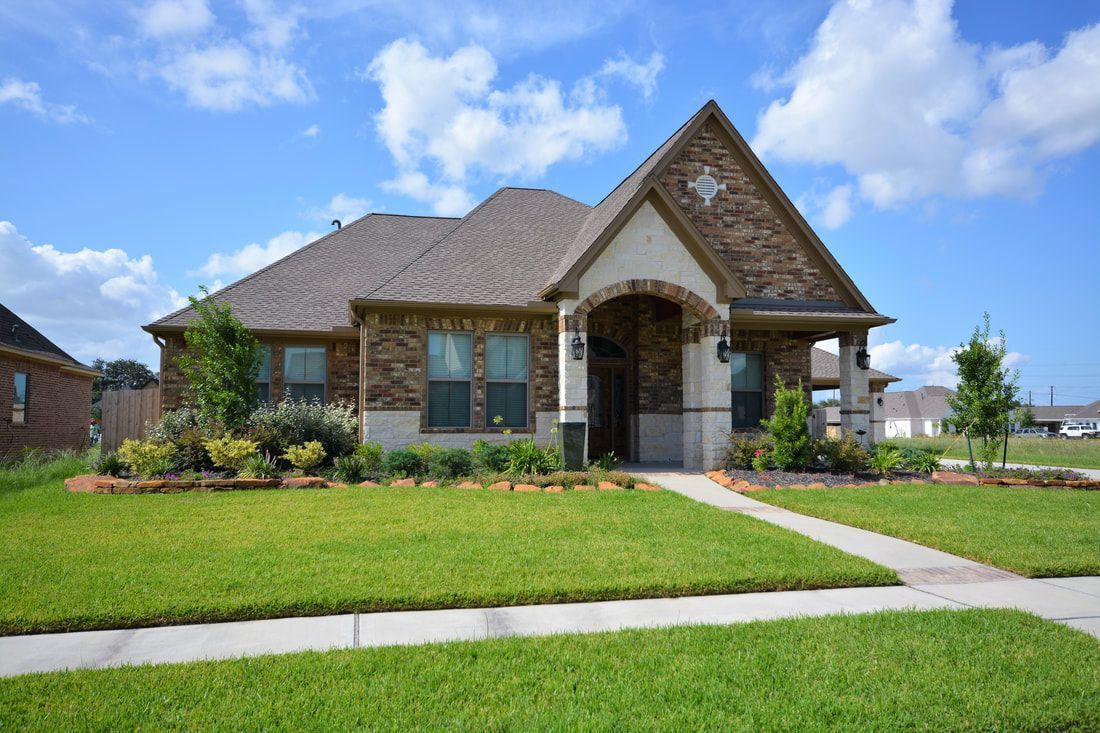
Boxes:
[687,165,726,205]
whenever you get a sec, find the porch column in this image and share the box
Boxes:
[838,331,871,443]
[558,310,588,468]
[681,321,702,470]
[682,316,731,472]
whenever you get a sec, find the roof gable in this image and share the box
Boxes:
[0,302,96,373]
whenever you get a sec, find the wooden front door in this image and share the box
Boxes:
[587,365,627,459]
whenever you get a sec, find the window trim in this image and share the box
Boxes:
[12,371,28,425]
[484,332,530,429]
[255,345,272,404]
[730,351,764,429]
[282,345,327,403]
[426,330,474,429]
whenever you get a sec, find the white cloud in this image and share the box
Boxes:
[0,221,184,366]
[365,38,629,215]
[753,0,1100,211]
[136,0,214,39]
[797,183,853,230]
[304,193,372,223]
[192,229,322,279]
[0,78,89,124]
[241,0,304,50]
[299,123,320,138]
[598,52,665,101]
[159,41,313,112]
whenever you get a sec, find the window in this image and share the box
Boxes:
[730,352,763,428]
[427,332,472,427]
[12,372,27,424]
[589,335,626,359]
[255,345,271,403]
[486,334,528,428]
[283,346,326,402]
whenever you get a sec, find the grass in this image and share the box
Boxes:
[2,609,1097,730]
[893,435,1100,469]
[0,467,893,635]
[756,483,1100,576]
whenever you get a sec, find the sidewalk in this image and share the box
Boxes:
[1,472,1096,678]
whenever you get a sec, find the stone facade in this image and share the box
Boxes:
[0,354,93,456]
[660,122,841,302]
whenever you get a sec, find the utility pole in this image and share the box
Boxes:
[1050,386,1054,407]
[1028,389,1032,406]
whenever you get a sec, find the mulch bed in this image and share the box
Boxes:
[722,468,922,489]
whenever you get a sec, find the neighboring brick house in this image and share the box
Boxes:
[0,304,98,457]
[145,101,895,470]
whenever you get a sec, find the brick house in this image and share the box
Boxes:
[1,304,98,457]
[145,101,894,470]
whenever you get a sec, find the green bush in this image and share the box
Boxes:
[406,442,442,464]
[238,452,280,479]
[727,432,772,470]
[333,454,370,484]
[381,448,425,478]
[870,444,903,476]
[117,439,177,479]
[354,442,384,473]
[203,437,259,472]
[92,451,126,477]
[472,440,510,472]
[147,408,213,470]
[591,451,622,471]
[426,448,474,480]
[507,438,559,476]
[528,471,590,489]
[814,435,870,473]
[282,441,327,473]
[247,400,356,463]
[761,377,812,471]
[904,449,942,474]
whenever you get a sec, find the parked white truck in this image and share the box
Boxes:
[1059,421,1100,439]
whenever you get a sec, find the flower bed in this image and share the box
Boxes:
[706,468,1099,492]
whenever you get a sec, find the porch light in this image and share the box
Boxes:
[856,346,871,370]
[571,325,586,360]
[716,328,731,363]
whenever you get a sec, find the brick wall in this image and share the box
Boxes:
[0,355,92,456]
[362,312,558,432]
[728,329,812,419]
[660,122,841,302]
[159,334,359,411]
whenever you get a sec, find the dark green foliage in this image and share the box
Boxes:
[381,448,425,478]
[472,440,510,472]
[727,432,772,470]
[506,438,559,475]
[591,451,622,471]
[333,454,370,484]
[761,377,812,471]
[246,401,357,464]
[91,358,157,402]
[175,287,262,430]
[354,442,384,473]
[813,435,870,473]
[92,452,126,477]
[944,313,1020,467]
[238,452,280,480]
[146,408,213,470]
[869,444,903,476]
[426,449,474,480]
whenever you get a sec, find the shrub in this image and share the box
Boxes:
[406,442,442,464]
[727,432,772,470]
[247,400,357,462]
[905,450,942,474]
[870,444,903,476]
[472,440,510,472]
[238,452,280,479]
[117,439,177,478]
[751,448,771,471]
[761,377,812,471]
[814,435,870,473]
[354,442,384,473]
[381,448,424,478]
[333,453,370,484]
[203,437,259,472]
[147,408,213,470]
[591,451,622,471]
[531,471,590,489]
[589,469,635,488]
[507,438,559,476]
[427,448,474,480]
[282,441,327,473]
[92,451,126,477]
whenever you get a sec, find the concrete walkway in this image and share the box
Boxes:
[940,457,1100,479]
[642,469,1100,635]
[1,471,1096,678]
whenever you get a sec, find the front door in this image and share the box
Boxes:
[587,365,627,459]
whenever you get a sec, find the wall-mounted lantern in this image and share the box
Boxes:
[856,346,870,371]
[570,325,586,360]
[716,327,731,363]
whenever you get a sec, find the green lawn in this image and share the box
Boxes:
[0,477,894,635]
[894,435,1100,469]
[3,609,1097,730]
[756,483,1100,576]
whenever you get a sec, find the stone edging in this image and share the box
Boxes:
[65,475,663,495]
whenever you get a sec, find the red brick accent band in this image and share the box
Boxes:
[575,279,720,321]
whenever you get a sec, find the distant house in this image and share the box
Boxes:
[811,347,900,441]
[1024,400,1100,434]
[821,385,955,439]
[0,304,99,456]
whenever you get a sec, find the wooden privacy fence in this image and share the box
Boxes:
[101,387,161,453]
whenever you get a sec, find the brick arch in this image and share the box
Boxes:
[575,279,720,321]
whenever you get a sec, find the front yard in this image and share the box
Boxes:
[756,483,1100,576]
[895,435,1100,470]
[2,609,1097,730]
[0,471,893,635]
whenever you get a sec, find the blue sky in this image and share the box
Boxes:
[2,0,1098,404]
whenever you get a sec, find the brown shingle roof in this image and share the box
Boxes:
[0,302,93,370]
[811,346,900,387]
[880,386,955,420]
[149,214,459,333]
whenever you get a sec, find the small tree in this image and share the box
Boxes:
[813,397,840,409]
[91,358,157,402]
[944,313,1019,467]
[176,286,261,431]
[761,376,812,470]
[1012,405,1037,429]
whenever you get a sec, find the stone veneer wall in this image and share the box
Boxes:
[361,312,558,448]
[660,122,842,302]
[159,334,359,411]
